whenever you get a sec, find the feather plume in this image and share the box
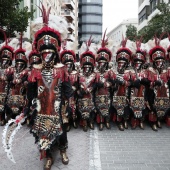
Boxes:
[31,15,68,41]
[121,35,128,47]
[136,36,143,51]
[101,29,108,48]
[36,2,51,26]
[154,32,166,46]
[86,35,93,51]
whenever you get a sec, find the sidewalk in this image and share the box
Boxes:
[0,123,170,170]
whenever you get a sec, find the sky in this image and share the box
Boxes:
[103,0,138,32]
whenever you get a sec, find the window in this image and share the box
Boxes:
[81,5,102,13]
[81,25,102,32]
[150,0,158,13]
[81,0,102,3]
[139,14,146,24]
[139,7,147,24]
[82,15,102,23]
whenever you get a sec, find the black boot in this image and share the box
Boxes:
[83,120,88,132]
[66,124,71,132]
[0,114,6,126]
[157,120,162,128]
[89,121,94,130]
[60,150,69,165]
[105,117,111,129]
[139,121,144,130]
[44,157,53,170]
[73,120,78,129]
[124,120,128,129]
[152,124,158,131]
[118,123,124,131]
[99,123,104,131]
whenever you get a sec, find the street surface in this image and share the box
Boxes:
[0,123,170,170]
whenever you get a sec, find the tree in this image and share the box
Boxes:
[0,0,34,37]
[125,24,137,41]
[138,2,170,42]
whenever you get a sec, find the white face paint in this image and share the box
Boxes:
[45,53,52,62]
[42,52,55,64]
[155,59,164,69]
[134,61,143,70]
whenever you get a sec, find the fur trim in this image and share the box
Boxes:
[33,64,43,69]
[54,100,60,113]
[36,99,41,112]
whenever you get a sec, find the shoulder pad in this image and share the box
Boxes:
[54,63,65,68]
[33,64,43,69]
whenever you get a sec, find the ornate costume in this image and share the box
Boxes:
[25,48,41,125]
[27,5,73,170]
[60,40,78,131]
[113,37,133,131]
[166,38,170,126]
[95,30,116,130]
[5,33,28,119]
[0,29,14,125]
[147,34,169,131]
[130,38,148,129]
[77,36,98,132]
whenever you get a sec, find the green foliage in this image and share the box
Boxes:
[138,2,170,42]
[0,0,34,37]
[126,24,137,41]
[125,2,170,43]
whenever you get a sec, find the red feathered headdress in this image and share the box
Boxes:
[0,29,14,61]
[60,40,76,64]
[80,36,96,67]
[34,3,61,53]
[15,32,28,64]
[28,44,41,65]
[149,33,166,62]
[116,35,132,63]
[96,29,112,62]
[133,36,146,62]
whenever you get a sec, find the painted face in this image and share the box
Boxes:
[65,62,73,73]
[83,65,92,76]
[15,61,25,73]
[117,60,126,72]
[98,61,107,72]
[30,55,41,66]
[41,52,55,63]
[1,58,10,69]
[155,59,164,69]
[134,61,143,70]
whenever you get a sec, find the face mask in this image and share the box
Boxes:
[155,60,164,69]
[134,61,143,70]
[98,62,107,72]
[1,58,10,69]
[83,66,92,76]
[65,62,73,73]
[42,52,55,63]
[15,62,25,73]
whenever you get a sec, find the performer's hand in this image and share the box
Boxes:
[104,82,111,88]
[154,80,162,86]
[72,86,76,91]
[87,87,92,93]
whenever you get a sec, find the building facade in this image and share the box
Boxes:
[138,0,169,31]
[19,0,79,43]
[19,0,62,39]
[61,0,79,42]
[78,0,103,44]
[107,19,138,46]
